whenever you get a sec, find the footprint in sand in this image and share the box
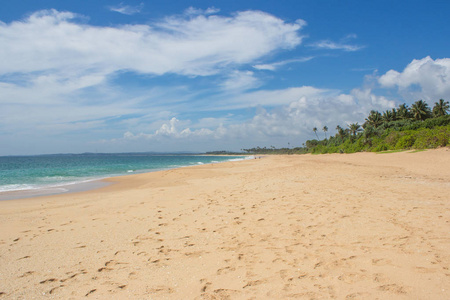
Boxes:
[97,267,113,272]
[346,292,371,299]
[49,285,63,294]
[216,266,235,275]
[40,278,57,284]
[243,279,267,288]
[201,282,212,292]
[18,271,34,278]
[203,288,241,298]
[17,256,30,260]
[85,289,96,296]
[372,258,392,266]
[378,284,407,294]
[147,286,174,294]
[60,270,87,282]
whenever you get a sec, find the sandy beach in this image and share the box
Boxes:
[1,149,449,299]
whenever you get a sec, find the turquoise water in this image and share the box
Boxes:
[0,154,248,193]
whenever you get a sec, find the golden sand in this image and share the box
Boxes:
[1,149,449,299]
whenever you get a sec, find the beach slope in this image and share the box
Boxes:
[1,149,449,299]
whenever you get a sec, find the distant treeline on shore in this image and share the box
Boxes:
[212,99,450,155]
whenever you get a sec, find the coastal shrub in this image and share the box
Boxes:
[422,115,450,129]
[395,134,415,149]
[311,144,326,154]
[413,127,450,148]
[373,143,388,152]
[385,132,402,147]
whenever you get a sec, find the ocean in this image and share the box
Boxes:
[0,153,249,198]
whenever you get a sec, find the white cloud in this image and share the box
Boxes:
[309,34,364,52]
[124,117,215,140]
[253,56,314,71]
[310,40,363,51]
[0,9,304,77]
[0,8,306,154]
[109,3,144,15]
[213,86,333,110]
[220,71,261,92]
[118,86,395,149]
[184,7,220,16]
[378,56,450,102]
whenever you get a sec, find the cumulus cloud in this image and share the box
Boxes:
[378,56,450,102]
[124,117,215,140]
[119,86,395,149]
[0,8,306,152]
[108,3,144,15]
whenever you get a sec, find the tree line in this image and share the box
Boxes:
[240,99,449,154]
[306,99,450,153]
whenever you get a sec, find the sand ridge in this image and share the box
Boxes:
[0,149,449,299]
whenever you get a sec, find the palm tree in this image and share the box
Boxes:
[397,103,410,120]
[323,126,328,139]
[411,100,432,121]
[382,109,397,122]
[348,123,362,137]
[335,125,346,140]
[365,110,382,128]
[313,127,319,139]
[432,99,450,117]
[391,108,398,121]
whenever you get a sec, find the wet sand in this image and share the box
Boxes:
[0,149,449,299]
[0,181,111,201]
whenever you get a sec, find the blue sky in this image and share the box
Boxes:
[1,0,449,155]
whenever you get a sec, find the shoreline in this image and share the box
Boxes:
[0,155,253,201]
[0,180,112,201]
[1,149,449,299]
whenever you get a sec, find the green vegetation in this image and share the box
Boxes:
[306,99,450,154]
[240,146,309,155]
[241,99,450,155]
